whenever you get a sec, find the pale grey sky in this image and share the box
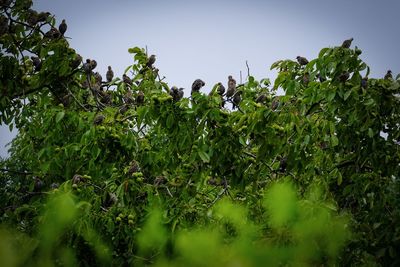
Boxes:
[1,0,399,158]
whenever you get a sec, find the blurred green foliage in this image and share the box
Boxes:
[1,0,399,266]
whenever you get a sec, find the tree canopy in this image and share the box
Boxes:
[1,0,399,266]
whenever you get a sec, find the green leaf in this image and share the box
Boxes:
[56,111,65,123]
[198,150,210,163]
[368,128,374,138]
[331,135,339,147]
[337,171,343,185]
[343,90,352,101]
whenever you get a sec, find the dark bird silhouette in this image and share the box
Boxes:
[191,79,205,94]
[83,59,92,74]
[123,74,133,86]
[93,114,105,125]
[31,56,41,72]
[90,59,97,71]
[384,70,392,80]
[296,56,309,66]
[170,86,184,101]
[302,72,310,85]
[58,19,67,36]
[70,54,82,69]
[106,66,114,82]
[361,77,368,89]
[338,71,350,82]
[232,91,242,110]
[34,177,44,191]
[178,88,184,100]
[226,76,236,98]
[146,54,156,68]
[279,157,287,172]
[341,38,353,48]
[316,73,326,83]
[217,82,225,96]
[94,72,102,84]
[256,94,267,104]
[136,91,145,105]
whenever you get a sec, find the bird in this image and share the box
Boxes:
[94,72,102,84]
[256,94,267,104]
[226,76,236,98]
[36,12,50,23]
[279,157,287,172]
[83,59,92,74]
[70,54,82,69]
[72,174,82,185]
[33,177,44,191]
[341,38,353,48]
[100,91,112,105]
[170,87,184,101]
[191,79,205,94]
[90,59,97,70]
[31,56,41,72]
[361,77,368,89]
[178,88,184,100]
[146,54,156,68]
[123,90,134,104]
[136,91,145,105]
[26,9,38,26]
[338,71,350,82]
[232,91,242,110]
[106,66,114,82]
[123,74,133,86]
[93,114,105,125]
[384,70,392,80]
[302,72,310,85]
[316,73,326,83]
[296,56,309,66]
[128,160,140,175]
[217,82,225,96]
[271,98,279,110]
[58,19,67,36]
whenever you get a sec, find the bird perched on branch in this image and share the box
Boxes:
[31,56,41,72]
[59,19,67,36]
[296,56,309,66]
[232,91,242,110]
[106,66,114,82]
[146,54,156,68]
[90,59,97,71]
[191,79,205,94]
[94,72,102,85]
[123,74,133,86]
[302,72,310,85]
[256,94,267,104]
[136,91,145,105]
[170,86,184,101]
[338,71,350,82]
[70,54,82,69]
[93,114,105,125]
[83,59,92,74]
[226,76,236,98]
[341,38,353,48]
[217,82,225,96]
[384,70,392,80]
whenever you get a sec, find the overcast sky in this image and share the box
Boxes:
[1,0,400,158]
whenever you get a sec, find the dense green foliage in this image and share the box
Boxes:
[1,0,399,266]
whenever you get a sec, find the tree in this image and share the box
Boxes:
[1,0,399,266]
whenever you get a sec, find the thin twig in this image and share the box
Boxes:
[63,84,89,111]
[0,168,33,175]
[246,60,250,79]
